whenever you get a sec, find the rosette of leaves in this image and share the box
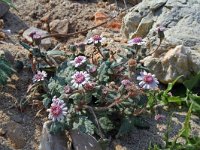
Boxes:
[44,45,148,144]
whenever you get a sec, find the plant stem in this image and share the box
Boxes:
[96,46,105,60]
[87,106,105,139]
[147,38,163,56]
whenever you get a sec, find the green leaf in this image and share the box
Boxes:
[47,50,66,56]
[1,0,18,11]
[164,75,183,94]
[42,97,51,108]
[73,117,95,135]
[99,117,114,132]
[19,41,31,50]
[183,71,200,90]
[133,117,150,130]
[178,103,192,140]
[116,116,149,138]
[0,58,15,85]
[189,94,200,112]
[49,121,65,135]
[116,117,134,138]
[147,92,156,108]
[167,96,183,104]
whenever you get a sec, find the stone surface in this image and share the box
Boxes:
[23,26,52,50]
[150,0,167,10]
[0,2,9,18]
[70,130,102,150]
[6,122,26,149]
[49,19,69,34]
[143,45,194,83]
[121,0,200,83]
[39,121,70,150]
[0,49,14,63]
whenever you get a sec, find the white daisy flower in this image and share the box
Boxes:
[47,96,68,122]
[87,35,106,45]
[71,71,90,89]
[137,71,159,90]
[33,70,47,82]
[70,56,87,67]
[128,37,145,46]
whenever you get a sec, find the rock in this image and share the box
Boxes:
[121,0,200,83]
[150,0,167,11]
[94,12,108,26]
[0,2,9,18]
[41,14,51,23]
[121,13,142,39]
[0,32,6,40]
[39,121,71,150]
[0,19,4,29]
[49,19,69,34]
[0,50,14,63]
[70,130,102,150]
[130,14,154,38]
[142,45,194,83]
[6,122,26,149]
[107,20,122,32]
[23,27,52,50]
[0,128,6,136]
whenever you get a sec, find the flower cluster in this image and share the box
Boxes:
[33,70,47,82]
[47,96,68,122]
[42,33,164,138]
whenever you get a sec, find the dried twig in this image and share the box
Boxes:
[87,106,105,139]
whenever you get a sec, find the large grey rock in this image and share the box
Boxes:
[39,121,70,150]
[70,130,102,150]
[150,0,167,11]
[0,2,9,18]
[121,0,200,83]
[142,45,195,83]
[23,27,52,50]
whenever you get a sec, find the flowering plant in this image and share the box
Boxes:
[42,34,158,139]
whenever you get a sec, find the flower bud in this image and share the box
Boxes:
[29,31,41,46]
[69,44,77,52]
[77,42,86,52]
[84,82,95,91]
[128,58,137,70]
[102,50,110,59]
[64,85,72,94]
[102,87,108,95]
[89,66,97,74]
[156,25,165,40]
[121,79,132,87]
